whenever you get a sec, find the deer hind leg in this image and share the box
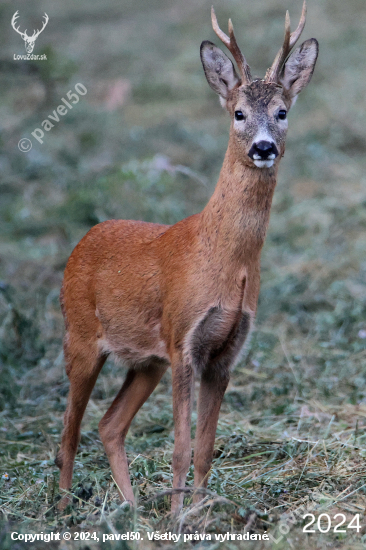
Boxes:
[98,360,168,505]
[56,334,107,510]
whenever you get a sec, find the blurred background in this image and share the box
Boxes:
[1,0,366,544]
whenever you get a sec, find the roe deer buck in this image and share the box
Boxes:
[56,1,318,514]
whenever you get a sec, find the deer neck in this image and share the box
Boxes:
[200,138,278,264]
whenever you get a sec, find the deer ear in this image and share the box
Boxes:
[280,38,319,105]
[200,40,240,100]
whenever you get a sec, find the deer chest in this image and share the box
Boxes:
[185,306,251,374]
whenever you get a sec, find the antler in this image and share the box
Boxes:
[11,11,27,39]
[32,13,49,40]
[211,7,251,86]
[265,0,307,83]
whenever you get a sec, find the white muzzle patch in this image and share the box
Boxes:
[254,159,274,168]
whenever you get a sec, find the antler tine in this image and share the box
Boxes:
[265,0,307,83]
[11,10,26,37]
[211,7,251,85]
[265,10,291,83]
[289,0,307,49]
[11,10,19,24]
[33,13,49,39]
[211,7,229,47]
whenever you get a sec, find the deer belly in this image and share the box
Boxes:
[185,307,252,373]
[96,308,169,365]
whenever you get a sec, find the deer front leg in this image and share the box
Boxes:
[171,357,194,514]
[193,368,229,504]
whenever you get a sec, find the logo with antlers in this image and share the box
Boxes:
[11,11,49,54]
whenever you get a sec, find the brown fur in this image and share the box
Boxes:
[56,7,318,514]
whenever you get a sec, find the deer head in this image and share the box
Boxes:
[11,11,49,54]
[200,1,318,168]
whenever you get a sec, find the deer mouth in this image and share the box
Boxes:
[252,156,276,169]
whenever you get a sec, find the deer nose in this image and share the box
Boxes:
[249,140,279,161]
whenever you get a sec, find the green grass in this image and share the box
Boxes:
[1,0,366,548]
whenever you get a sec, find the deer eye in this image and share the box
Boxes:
[278,110,287,120]
[234,110,245,121]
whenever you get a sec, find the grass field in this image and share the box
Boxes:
[1,0,366,548]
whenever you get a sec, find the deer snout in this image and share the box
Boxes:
[248,140,278,168]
